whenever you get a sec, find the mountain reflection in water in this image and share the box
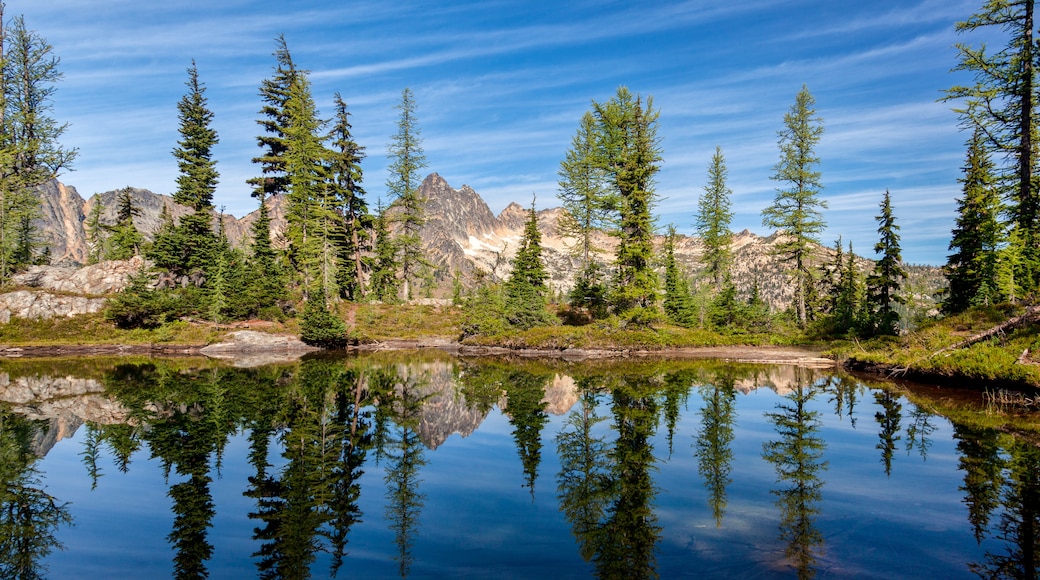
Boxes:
[0,353,1037,579]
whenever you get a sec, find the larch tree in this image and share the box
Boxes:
[695,146,734,287]
[945,0,1039,294]
[944,128,1004,313]
[865,190,907,336]
[328,93,370,302]
[0,12,76,280]
[558,111,613,269]
[593,86,662,319]
[386,88,429,301]
[761,85,826,328]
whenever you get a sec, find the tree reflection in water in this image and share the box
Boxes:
[2,355,1039,578]
[694,370,737,528]
[761,372,827,579]
[0,409,73,579]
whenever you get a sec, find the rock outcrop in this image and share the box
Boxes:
[198,331,320,366]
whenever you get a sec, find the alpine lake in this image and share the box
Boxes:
[1,350,1038,579]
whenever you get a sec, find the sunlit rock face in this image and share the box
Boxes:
[0,373,133,457]
[27,174,943,311]
[387,360,490,450]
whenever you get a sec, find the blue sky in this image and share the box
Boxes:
[15,0,989,264]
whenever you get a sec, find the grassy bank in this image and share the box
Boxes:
[834,303,1040,389]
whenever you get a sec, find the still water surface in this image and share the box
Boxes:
[0,353,1037,579]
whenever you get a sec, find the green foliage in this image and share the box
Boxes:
[557,111,614,267]
[328,93,371,301]
[104,270,177,329]
[504,201,555,330]
[662,226,696,327]
[944,129,1003,313]
[592,87,662,316]
[245,199,288,318]
[370,201,401,303]
[864,190,907,336]
[708,275,743,330]
[460,282,509,338]
[172,61,219,212]
[762,85,826,327]
[945,0,1040,294]
[386,88,429,300]
[299,290,348,349]
[106,187,143,260]
[247,35,298,201]
[696,146,734,286]
[567,262,610,322]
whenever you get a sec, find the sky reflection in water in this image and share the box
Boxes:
[0,355,1036,579]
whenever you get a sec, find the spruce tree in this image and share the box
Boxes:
[386,88,429,301]
[370,199,401,303]
[248,35,298,202]
[944,129,1003,313]
[107,187,142,260]
[762,85,826,328]
[945,0,1040,292]
[245,199,287,318]
[328,93,370,301]
[662,225,695,326]
[832,242,863,335]
[695,146,734,287]
[504,200,554,329]
[865,190,907,336]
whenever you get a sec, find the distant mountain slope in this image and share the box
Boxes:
[30,175,942,313]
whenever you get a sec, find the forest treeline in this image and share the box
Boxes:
[0,2,1036,347]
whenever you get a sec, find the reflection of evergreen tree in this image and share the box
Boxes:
[661,370,694,457]
[873,389,902,477]
[555,386,612,562]
[762,381,827,579]
[80,424,103,490]
[969,436,1040,579]
[954,423,1004,543]
[328,367,371,576]
[904,406,935,460]
[503,370,550,498]
[821,374,860,428]
[382,367,429,578]
[0,410,72,579]
[595,379,661,580]
[695,373,737,527]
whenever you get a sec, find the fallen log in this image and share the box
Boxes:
[931,304,1040,358]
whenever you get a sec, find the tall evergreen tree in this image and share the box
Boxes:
[504,200,554,329]
[662,225,695,326]
[107,187,142,260]
[695,146,734,287]
[386,88,429,301]
[245,199,287,318]
[327,93,370,301]
[593,87,662,318]
[762,85,826,328]
[945,0,1040,292]
[865,190,907,336]
[944,129,1004,313]
[247,35,299,202]
[84,194,105,264]
[370,199,400,303]
[558,110,614,269]
[0,12,76,279]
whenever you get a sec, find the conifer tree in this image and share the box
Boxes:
[945,0,1040,292]
[762,85,826,328]
[248,35,299,202]
[558,111,613,269]
[107,187,142,260]
[85,194,105,264]
[593,87,661,319]
[328,93,370,301]
[370,200,400,303]
[245,199,287,318]
[386,88,429,301]
[865,190,907,336]
[695,146,734,287]
[0,12,76,279]
[832,242,863,335]
[944,129,1003,313]
[504,200,554,329]
[662,225,695,326]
